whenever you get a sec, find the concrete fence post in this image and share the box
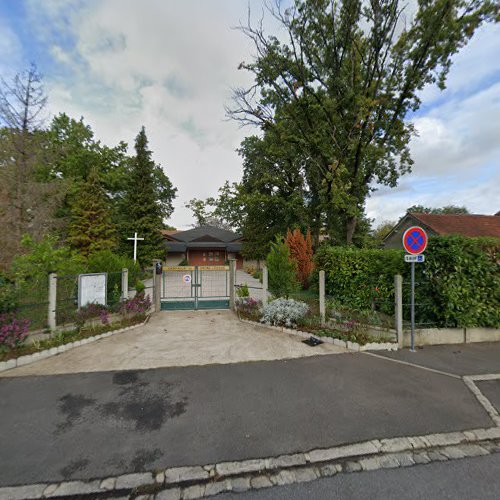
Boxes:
[121,268,129,301]
[262,265,268,307]
[48,272,57,331]
[229,259,236,311]
[319,270,326,326]
[394,274,404,348]
[152,260,161,313]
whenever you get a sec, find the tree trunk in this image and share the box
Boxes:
[346,215,357,245]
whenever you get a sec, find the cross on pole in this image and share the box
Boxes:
[127,232,144,262]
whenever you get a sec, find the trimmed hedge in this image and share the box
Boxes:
[315,236,500,328]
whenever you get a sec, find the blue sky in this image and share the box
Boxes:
[1,0,499,229]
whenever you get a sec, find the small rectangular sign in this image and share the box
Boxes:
[78,273,107,308]
[405,254,425,263]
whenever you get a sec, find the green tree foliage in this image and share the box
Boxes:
[228,0,497,244]
[407,205,470,215]
[120,127,169,265]
[67,169,117,256]
[266,236,298,298]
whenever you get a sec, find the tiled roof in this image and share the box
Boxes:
[409,213,500,238]
[168,225,242,243]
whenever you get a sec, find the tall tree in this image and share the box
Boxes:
[0,64,63,269]
[120,127,168,264]
[228,0,498,244]
[67,169,117,256]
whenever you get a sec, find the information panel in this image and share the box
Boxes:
[78,273,107,308]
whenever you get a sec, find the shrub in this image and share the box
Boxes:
[260,298,309,327]
[236,283,250,298]
[135,280,146,294]
[252,270,263,282]
[0,313,30,352]
[87,249,141,300]
[266,236,298,298]
[0,275,18,313]
[120,292,152,317]
[314,245,404,316]
[235,297,261,320]
[75,303,110,329]
[285,228,314,288]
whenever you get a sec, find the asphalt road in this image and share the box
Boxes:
[217,454,500,500]
[373,342,500,375]
[0,353,492,487]
[477,379,500,413]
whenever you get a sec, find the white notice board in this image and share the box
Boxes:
[78,273,107,308]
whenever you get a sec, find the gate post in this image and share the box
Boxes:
[262,265,268,307]
[152,260,162,313]
[229,259,236,311]
[319,270,326,326]
[394,274,404,348]
[121,268,129,301]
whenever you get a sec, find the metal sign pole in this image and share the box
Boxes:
[410,261,415,352]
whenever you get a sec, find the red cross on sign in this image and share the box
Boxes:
[403,226,428,255]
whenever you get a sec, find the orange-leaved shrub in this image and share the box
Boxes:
[285,228,314,289]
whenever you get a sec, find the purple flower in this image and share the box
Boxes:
[0,313,30,350]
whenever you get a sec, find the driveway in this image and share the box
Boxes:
[1,310,345,377]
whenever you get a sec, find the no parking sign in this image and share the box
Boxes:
[403,226,428,255]
[183,274,191,284]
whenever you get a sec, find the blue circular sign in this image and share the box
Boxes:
[403,226,428,255]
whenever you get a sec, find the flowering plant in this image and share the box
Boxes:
[119,292,152,317]
[75,303,110,329]
[0,313,30,351]
[235,297,261,320]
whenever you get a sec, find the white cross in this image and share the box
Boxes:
[127,232,144,262]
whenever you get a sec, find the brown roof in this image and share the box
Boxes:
[161,229,179,238]
[410,213,500,238]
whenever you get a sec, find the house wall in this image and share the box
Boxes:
[189,249,226,266]
[383,216,437,249]
[165,253,185,266]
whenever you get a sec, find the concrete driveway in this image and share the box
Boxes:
[1,310,346,377]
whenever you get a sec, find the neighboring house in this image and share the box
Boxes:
[383,212,500,249]
[162,225,248,268]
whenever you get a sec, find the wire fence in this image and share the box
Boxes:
[0,268,155,333]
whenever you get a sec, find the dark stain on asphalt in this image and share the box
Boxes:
[60,458,89,479]
[101,391,187,432]
[56,394,96,432]
[130,447,163,470]
[113,371,139,385]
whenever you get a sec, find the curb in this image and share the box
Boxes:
[0,318,149,374]
[238,317,398,352]
[2,427,499,499]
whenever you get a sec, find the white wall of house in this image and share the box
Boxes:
[165,253,185,266]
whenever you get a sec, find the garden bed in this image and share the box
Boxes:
[0,315,149,371]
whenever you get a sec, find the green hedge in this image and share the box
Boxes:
[314,246,404,316]
[315,236,500,328]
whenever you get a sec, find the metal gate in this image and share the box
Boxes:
[160,266,230,310]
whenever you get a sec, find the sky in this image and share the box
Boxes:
[1,0,499,230]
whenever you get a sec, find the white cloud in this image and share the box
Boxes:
[17,0,500,231]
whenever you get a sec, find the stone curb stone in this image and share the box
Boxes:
[100,477,116,490]
[229,477,251,492]
[165,466,208,483]
[0,483,47,500]
[265,453,307,469]
[182,484,205,499]
[204,481,230,496]
[115,472,154,489]
[308,440,380,463]
[250,476,273,489]
[155,487,181,500]
[50,480,102,497]
[216,459,266,476]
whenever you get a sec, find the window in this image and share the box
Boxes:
[215,251,220,261]
[209,252,213,262]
